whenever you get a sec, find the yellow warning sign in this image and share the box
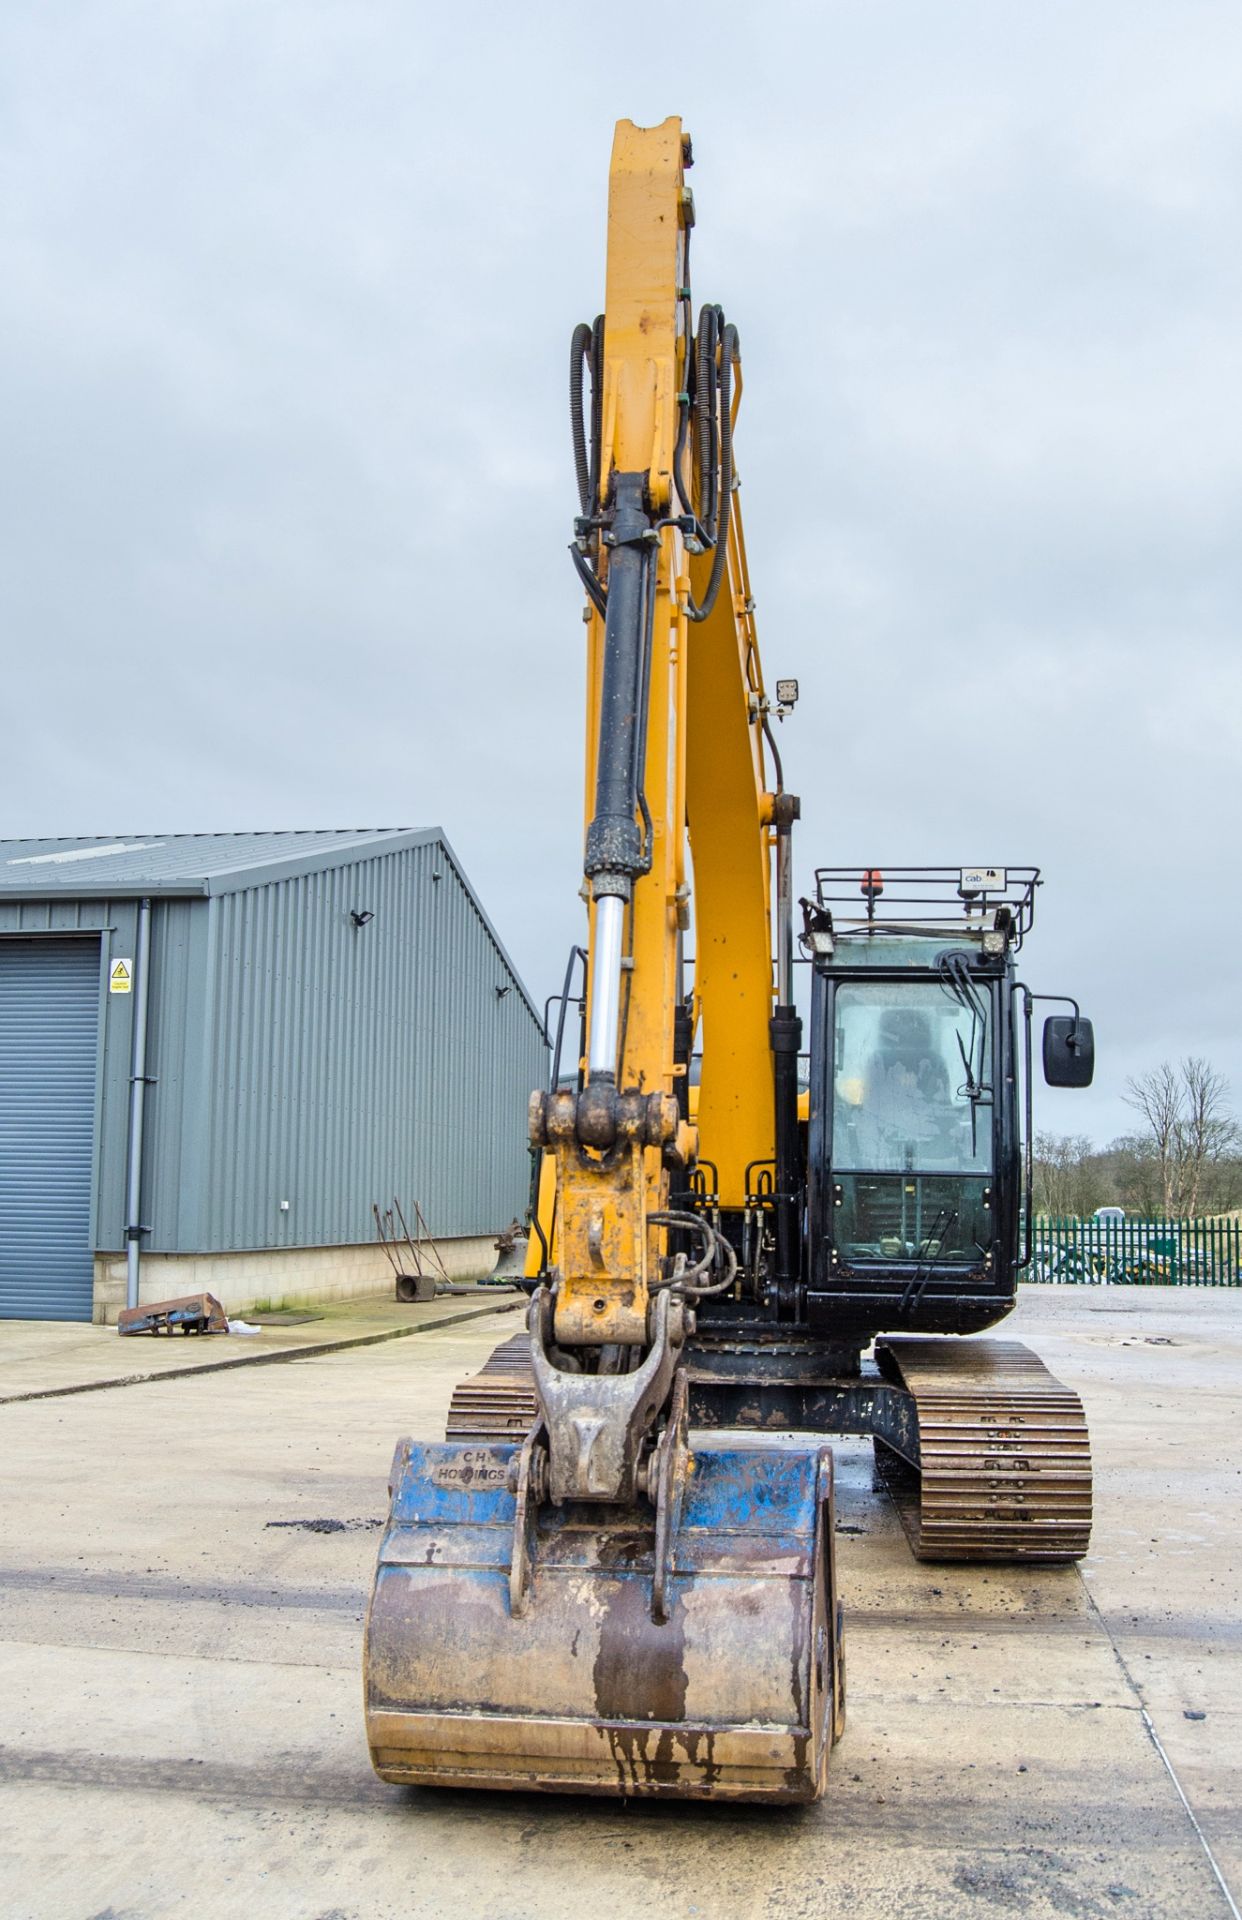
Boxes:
[109,958,132,995]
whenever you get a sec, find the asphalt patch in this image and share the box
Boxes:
[265,1517,383,1533]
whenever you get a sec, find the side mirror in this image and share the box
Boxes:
[1043,1015,1094,1088]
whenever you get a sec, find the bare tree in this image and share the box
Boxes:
[1122,1058,1239,1216]
[1106,1135,1163,1215]
[1122,1063,1181,1215]
[1033,1133,1102,1217]
[1179,1060,1238,1215]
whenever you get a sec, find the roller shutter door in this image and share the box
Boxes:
[0,939,100,1320]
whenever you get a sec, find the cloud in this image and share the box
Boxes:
[2,0,1240,1144]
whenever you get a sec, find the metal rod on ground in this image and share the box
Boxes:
[373,1203,403,1279]
[387,1196,474,1297]
[124,897,153,1313]
[391,1197,427,1280]
[413,1199,452,1282]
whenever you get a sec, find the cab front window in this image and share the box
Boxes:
[832,979,992,1175]
[829,976,994,1268]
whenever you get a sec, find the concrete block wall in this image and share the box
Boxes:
[92,1234,498,1325]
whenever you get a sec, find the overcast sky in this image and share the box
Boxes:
[3,1,1239,1146]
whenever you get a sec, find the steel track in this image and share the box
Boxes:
[445,1333,539,1441]
[875,1337,1092,1562]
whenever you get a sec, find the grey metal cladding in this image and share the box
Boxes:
[195,837,545,1253]
[141,899,212,1251]
[0,835,545,1257]
[0,828,436,897]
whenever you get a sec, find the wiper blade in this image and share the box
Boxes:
[899,1206,958,1316]
[939,950,990,1123]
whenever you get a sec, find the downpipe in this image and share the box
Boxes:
[124,897,153,1312]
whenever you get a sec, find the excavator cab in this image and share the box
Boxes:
[804,868,1032,1340]
[801,865,1094,1344]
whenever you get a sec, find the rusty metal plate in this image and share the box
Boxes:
[117,1293,228,1336]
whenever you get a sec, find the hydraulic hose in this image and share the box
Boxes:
[696,305,721,540]
[570,541,607,616]
[682,1231,739,1298]
[761,712,785,793]
[570,321,595,516]
[572,301,736,624]
[570,317,607,610]
[687,318,739,624]
[647,1210,740,1298]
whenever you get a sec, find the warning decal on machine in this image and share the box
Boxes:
[109,958,132,994]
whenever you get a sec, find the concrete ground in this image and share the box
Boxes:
[0,1285,1237,1920]
[0,1289,525,1403]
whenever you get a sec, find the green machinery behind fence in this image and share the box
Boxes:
[1030,1217,1242,1286]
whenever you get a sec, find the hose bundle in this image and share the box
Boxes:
[647,1210,739,1299]
[676,305,740,623]
[568,301,740,624]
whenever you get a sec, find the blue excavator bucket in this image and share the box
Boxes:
[364,1437,844,1801]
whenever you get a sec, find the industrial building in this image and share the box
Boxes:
[0,830,545,1323]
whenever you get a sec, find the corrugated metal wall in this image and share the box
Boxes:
[196,838,544,1251]
[142,900,211,1251]
[0,840,544,1261]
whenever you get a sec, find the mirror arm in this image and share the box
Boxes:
[1027,991,1083,1049]
[1015,983,1034,1270]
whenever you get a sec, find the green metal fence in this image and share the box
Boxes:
[1030,1217,1242,1286]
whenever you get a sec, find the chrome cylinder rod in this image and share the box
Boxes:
[586,892,625,1079]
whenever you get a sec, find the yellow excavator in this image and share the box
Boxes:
[363,117,1096,1803]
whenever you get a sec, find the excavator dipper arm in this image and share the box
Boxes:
[364,117,843,1802]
